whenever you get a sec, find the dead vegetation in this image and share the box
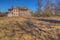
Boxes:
[0,17,60,40]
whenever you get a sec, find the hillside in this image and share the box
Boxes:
[0,17,60,40]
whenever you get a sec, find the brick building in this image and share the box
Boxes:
[7,7,32,17]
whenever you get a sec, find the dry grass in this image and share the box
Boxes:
[0,17,60,40]
[33,16,60,20]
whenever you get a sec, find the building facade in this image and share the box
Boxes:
[7,7,32,17]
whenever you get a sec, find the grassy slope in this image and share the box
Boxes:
[0,17,60,40]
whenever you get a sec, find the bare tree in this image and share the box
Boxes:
[56,0,60,16]
[44,0,53,17]
[36,0,42,17]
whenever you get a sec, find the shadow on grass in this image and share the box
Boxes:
[36,18,60,23]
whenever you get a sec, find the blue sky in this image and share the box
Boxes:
[0,0,56,12]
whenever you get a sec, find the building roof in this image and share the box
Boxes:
[8,7,28,11]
